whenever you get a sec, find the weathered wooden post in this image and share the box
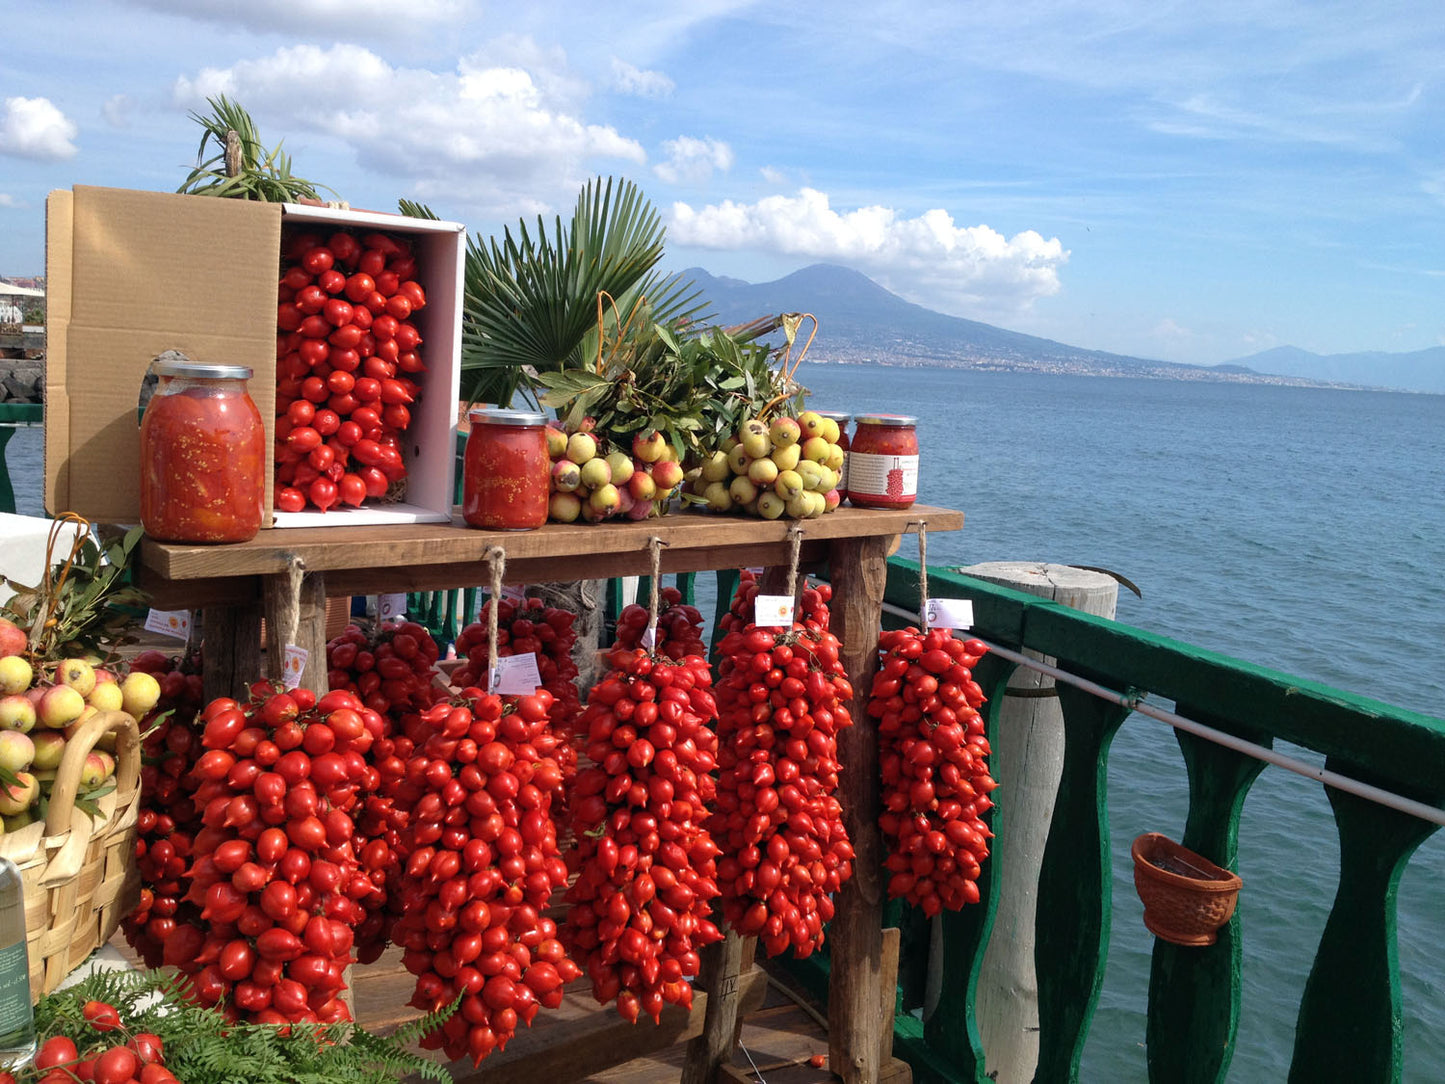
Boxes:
[961,562,1118,1083]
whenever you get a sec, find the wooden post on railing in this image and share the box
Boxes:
[961,562,1117,1084]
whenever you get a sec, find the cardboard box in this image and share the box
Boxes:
[45,185,464,529]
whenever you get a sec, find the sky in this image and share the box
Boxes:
[2,0,1444,367]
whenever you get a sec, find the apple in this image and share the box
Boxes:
[551,459,582,493]
[86,682,125,713]
[92,668,117,685]
[798,411,827,440]
[57,658,96,697]
[37,684,86,729]
[0,732,34,774]
[747,457,779,486]
[588,484,621,515]
[774,470,805,502]
[625,498,654,521]
[769,416,801,448]
[800,436,832,464]
[632,430,667,463]
[0,695,35,734]
[3,810,34,832]
[726,445,752,476]
[818,416,842,444]
[699,452,731,484]
[0,619,25,659]
[119,671,162,718]
[796,461,824,492]
[739,420,771,460]
[80,752,110,789]
[549,492,582,523]
[544,424,568,458]
[652,460,685,491]
[565,431,597,465]
[604,451,634,487]
[701,482,734,512]
[579,456,611,490]
[728,476,759,505]
[770,443,801,472]
[824,488,843,512]
[0,656,32,696]
[628,471,657,502]
[757,492,786,520]
[824,444,846,472]
[0,772,38,816]
[30,731,65,772]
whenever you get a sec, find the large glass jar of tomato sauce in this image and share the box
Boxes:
[847,414,919,509]
[139,360,266,543]
[463,408,551,530]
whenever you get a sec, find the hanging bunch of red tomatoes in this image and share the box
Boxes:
[168,686,384,1025]
[868,627,997,916]
[714,570,833,645]
[611,586,705,662]
[451,598,582,726]
[563,649,723,1023]
[123,649,207,968]
[274,228,427,513]
[387,690,578,1064]
[710,597,855,959]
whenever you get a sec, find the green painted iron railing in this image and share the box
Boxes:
[0,402,43,515]
[782,558,1444,1083]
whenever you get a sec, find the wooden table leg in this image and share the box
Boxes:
[262,567,329,697]
[826,534,890,1084]
[680,927,747,1084]
[201,601,262,703]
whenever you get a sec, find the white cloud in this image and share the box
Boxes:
[759,166,787,185]
[0,194,17,207]
[103,95,134,128]
[654,136,732,184]
[1152,317,1192,341]
[611,58,674,99]
[0,97,79,161]
[669,188,1068,315]
[173,43,645,211]
[128,0,468,35]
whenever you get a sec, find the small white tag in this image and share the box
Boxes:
[754,594,794,628]
[281,645,308,688]
[744,567,764,575]
[378,593,407,624]
[491,652,543,695]
[502,585,527,603]
[641,625,657,650]
[144,609,192,640]
[925,597,974,630]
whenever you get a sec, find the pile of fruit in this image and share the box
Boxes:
[544,424,686,523]
[610,585,705,663]
[273,228,429,513]
[869,627,996,915]
[686,412,845,520]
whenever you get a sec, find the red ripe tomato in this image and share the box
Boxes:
[301,247,335,275]
[276,486,306,513]
[338,473,367,507]
[82,999,122,1032]
[33,1035,78,1070]
[93,1046,140,1084]
[309,477,339,512]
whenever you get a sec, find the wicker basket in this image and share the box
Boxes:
[1131,832,1242,947]
[0,709,141,1000]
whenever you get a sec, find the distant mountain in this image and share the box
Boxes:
[675,264,1336,388]
[1225,345,1445,394]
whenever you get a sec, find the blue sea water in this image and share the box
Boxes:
[5,368,1443,1078]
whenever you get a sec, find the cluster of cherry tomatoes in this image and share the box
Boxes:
[563,649,723,1022]
[610,586,706,663]
[16,1002,169,1084]
[385,690,578,1064]
[711,581,855,959]
[869,627,997,915]
[273,228,428,513]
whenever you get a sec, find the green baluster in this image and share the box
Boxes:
[1146,708,1270,1083]
[1032,676,1133,1083]
[1288,769,1440,1083]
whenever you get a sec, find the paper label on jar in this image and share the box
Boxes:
[847,452,918,501]
[145,609,192,641]
[838,449,849,493]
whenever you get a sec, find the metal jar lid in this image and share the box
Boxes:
[814,410,852,423]
[854,413,917,427]
[468,407,548,427]
[151,359,254,380]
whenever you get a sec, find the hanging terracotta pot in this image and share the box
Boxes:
[1131,833,1243,947]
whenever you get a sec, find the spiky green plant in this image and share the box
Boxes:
[177,95,332,203]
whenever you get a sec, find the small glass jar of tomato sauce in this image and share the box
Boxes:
[463,408,551,530]
[815,410,852,500]
[847,414,919,509]
[139,360,266,543]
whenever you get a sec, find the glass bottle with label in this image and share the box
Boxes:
[0,858,35,1069]
[848,414,919,509]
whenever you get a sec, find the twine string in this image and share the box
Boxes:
[281,554,305,651]
[784,524,804,620]
[646,537,667,649]
[485,546,506,687]
[915,522,930,630]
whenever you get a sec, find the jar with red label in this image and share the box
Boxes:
[463,408,550,530]
[815,410,851,500]
[139,360,266,543]
[847,414,919,509]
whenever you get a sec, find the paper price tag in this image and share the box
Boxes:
[641,625,657,650]
[924,597,974,630]
[502,585,527,603]
[281,645,309,689]
[144,609,192,641]
[378,593,408,624]
[490,652,543,695]
[754,594,794,628]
